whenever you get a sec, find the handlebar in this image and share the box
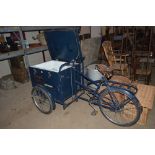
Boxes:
[59,62,71,72]
[59,56,85,73]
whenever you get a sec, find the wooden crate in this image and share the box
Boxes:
[136,84,155,125]
[136,84,155,109]
[121,84,155,125]
[138,108,149,125]
[99,83,155,125]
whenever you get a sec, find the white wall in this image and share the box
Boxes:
[81,37,101,67]
[80,26,91,35]
[91,26,101,38]
[0,61,11,78]
[0,31,51,78]
[28,50,51,66]
[25,31,39,44]
[44,50,51,61]
[25,31,45,66]
[101,26,106,36]
[0,33,11,78]
[0,26,104,78]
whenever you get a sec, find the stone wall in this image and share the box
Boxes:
[81,37,101,67]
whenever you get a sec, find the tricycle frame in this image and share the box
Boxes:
[59,61,138,112]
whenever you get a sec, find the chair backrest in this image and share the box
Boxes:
[102,41,116,66]
[138,53,153,74]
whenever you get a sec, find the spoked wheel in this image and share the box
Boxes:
[99,88,142,126]
[31,86,54,114]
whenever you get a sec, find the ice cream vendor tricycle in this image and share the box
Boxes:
[29,27,142,126]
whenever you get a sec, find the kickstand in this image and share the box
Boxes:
[88,103,98,116]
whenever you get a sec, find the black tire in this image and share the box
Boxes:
[99,88,141,127]
[31,86,54,114]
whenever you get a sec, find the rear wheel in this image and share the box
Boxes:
[99,88,141,126]
[31,86,54,114]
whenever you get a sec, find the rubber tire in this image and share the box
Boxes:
[99,88,141,127]
[31,86,54,114]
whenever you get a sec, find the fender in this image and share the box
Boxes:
[99,86,138,101]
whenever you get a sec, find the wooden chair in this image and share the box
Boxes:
[102,41,129,75]
[134,52,154,84]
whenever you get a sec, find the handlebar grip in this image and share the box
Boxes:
[59,62,71,72]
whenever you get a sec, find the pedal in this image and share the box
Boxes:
[89,102,98,116]
[91,110,98,116]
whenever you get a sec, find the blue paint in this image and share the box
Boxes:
[29,28,141,127]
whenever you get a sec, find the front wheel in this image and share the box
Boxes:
[99,88,142,126]
[31,86,54,114]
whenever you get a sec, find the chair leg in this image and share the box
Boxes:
[146,76,149,85]
[121,69,124,75]
[126,68,129,77]
[147,74,151,85]
[135,74,138,82]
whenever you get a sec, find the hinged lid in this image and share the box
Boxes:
[44,28,82,62]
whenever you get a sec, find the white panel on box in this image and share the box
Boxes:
[32,60,71,72]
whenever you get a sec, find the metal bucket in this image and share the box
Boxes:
[87,64,102,81]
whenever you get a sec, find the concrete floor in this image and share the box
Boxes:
[0,68,155,129]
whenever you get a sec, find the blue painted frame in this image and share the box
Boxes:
[30,28,138,112]
[55,61,138,111]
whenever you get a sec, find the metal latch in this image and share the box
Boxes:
[44,84,54,88]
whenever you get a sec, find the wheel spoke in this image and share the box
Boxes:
[32,87,52,114]
[99,89,141,126]
[120,98,131,106]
